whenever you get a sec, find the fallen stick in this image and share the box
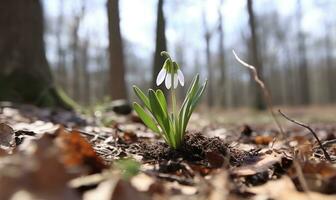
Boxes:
[278,109,332,162]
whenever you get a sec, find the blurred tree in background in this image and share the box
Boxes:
[107,0,128,100]
[1,0,334,109]
[152,0,167,94]
[0,0,69,108]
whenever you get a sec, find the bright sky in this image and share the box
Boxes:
[43,0,330,68]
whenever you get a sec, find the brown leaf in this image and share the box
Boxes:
[0,136,80,200]
[248,176,336,200]
[122,131,138,144]
[112,179,150,200]
[55,127,107,174]
[232,151,284,176]
[0,123,15,148]
[254,135,273,145]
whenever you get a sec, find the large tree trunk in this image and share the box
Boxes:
[107,0,128,100]
[0,0,70,108]
[247,0,265,110]
[152,0,167,92]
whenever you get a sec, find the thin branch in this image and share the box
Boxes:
[278,109,332,162]
[232,50,285,141]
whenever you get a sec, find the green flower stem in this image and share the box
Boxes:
[171,74,179,148]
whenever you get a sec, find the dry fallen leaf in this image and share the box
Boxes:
[0,136,80,200]
[254,135,273,145]
[0,123,15,149]
[231,151,284,176]
[208,172,230,200]
[248,176,336,200]
[55,127,107,174]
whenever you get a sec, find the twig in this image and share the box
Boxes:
[232,50,285,142]
[278,109,332,162]
[321,139,336,148]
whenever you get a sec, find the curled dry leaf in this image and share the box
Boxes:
[0,123,15,149]
[248,176,336,200]
[231,150,285,177]
[55,127,107,174]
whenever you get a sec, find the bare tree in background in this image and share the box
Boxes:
[81,38,90,104]
[152,0,167,93]
[107,0,128,100]
[217,0,226,106]
[203,10,214,107]
[296,0,310,105]
[323,22,335,103]
[71,3,85,101]
[0,0,69,108]
[56,0,68,93]
[246,0,265,110]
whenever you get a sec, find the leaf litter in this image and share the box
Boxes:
[0,103,336,199]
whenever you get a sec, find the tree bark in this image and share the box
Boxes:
[107,0,128,100]
[247,0,265,110]
[0,0,70,108]
[152,0,168,93]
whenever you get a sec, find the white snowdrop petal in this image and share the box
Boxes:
[177,69,184,86]
[173,74,178,88]
[156,68,166,86]
[165,73,171,89]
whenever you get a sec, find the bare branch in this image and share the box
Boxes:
[232,50,285,141]
[278,109,332,162]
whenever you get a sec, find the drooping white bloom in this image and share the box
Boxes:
[156,62,184,89]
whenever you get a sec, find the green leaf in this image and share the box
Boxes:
[133,86,150,110]
[148,89,172,144]
[189,80,207,117]
[178,75,201,137]
[155,90,168,117]
[133,102,160,133]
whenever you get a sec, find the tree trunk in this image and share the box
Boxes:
[81,39,90,105]
[247,0,265,110]
[202,11,214,107]
[71,4,85,102]
[107,0,128,100]
[152,0,167,93]
[0,0,70,108]
[55,0,67,93]
[324,24,335,103]
[218,0,226,106]
[296,0,310,105]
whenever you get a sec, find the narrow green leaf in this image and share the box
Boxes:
[148,89,172,145]
[155,90,168,117]
[133,86,150,110]
[133,103,160,133]
[189,80,207,116]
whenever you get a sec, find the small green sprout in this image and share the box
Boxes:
[133,51,207,149]
[115,158,140,180]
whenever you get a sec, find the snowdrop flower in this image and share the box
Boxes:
[156,57,184,89]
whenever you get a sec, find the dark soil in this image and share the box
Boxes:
[139,132,229,164]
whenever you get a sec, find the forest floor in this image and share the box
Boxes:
[0,102,336,200]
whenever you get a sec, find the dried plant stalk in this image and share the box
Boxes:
[232,50,285,140]
[278,109,332,162]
